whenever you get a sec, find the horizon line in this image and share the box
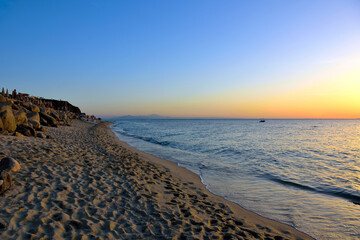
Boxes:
[103,115,360,120]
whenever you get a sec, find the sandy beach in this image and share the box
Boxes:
[0,120,313,239]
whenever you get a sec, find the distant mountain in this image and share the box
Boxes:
[112,114,172,120]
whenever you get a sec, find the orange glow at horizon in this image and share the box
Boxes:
[164,68,360,119]
[97,58,360,119]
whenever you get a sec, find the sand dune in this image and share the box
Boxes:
[0,120,313,239]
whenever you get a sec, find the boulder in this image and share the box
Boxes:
[0,171,13,195]
[0,109,16,132]
[28,119,40,129]
[37,126,47,132]
[0,101,12,112]
[16,124,36,137]
[58,112,68,120]
[14,132,25,138]
[11,104,20,111]
[19,101,30,110]
[39,107,51,115]
[0,157,21,173]
[40,112,58,127]
[50,110,60,120]
[64,119,71,126]
[30,104,40,113]
[36,132,46,138]
[27,111,40,122]
[14,109,28,125]
[40,117,48,126]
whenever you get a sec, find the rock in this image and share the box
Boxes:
[0,109,16,132]
[0,101,12,112]
[37,126,47,132]
[0,157,21,173]
[0,94,5,103]
[28,119,40,129]
[0,171,13,195]
[19,101,30,110]
[58,112,68,120]
[14,109,28,125]
[39,107,51,114]
[40,112,58,127]
[50,110,60,120]
[14,132,25,138]
[40,117,48,126]
[27,111,40,122]
[11,104,20,111]
[30,104,40,113]
[16,124,36,137]
[36,132,46,138]
[0,218,7,228]
[46,135,53,139]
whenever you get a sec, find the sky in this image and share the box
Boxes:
[0,0,359,118]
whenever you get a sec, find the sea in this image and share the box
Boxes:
[110,119,360,240]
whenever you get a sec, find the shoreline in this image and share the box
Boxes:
[0,120,313,239]
[107,121,313,240]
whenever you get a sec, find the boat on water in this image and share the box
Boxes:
[259,119,265,122]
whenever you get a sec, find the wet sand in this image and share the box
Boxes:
[0,120,313,239]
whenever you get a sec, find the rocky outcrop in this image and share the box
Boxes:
[42,99,81,115]
[0,89,96,138]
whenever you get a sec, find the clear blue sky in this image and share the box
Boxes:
[1,0,359,117]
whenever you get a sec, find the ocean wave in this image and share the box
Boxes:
[266,175,360,205]
[114,129,170,146]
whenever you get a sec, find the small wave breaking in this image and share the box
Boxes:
[115,130,170,146]
[266,175,360,205]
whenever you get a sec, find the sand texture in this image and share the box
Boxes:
[0,120,313,239]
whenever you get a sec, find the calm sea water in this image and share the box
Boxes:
[110,119,360,240]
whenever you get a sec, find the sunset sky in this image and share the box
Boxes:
[1,0,359,118]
